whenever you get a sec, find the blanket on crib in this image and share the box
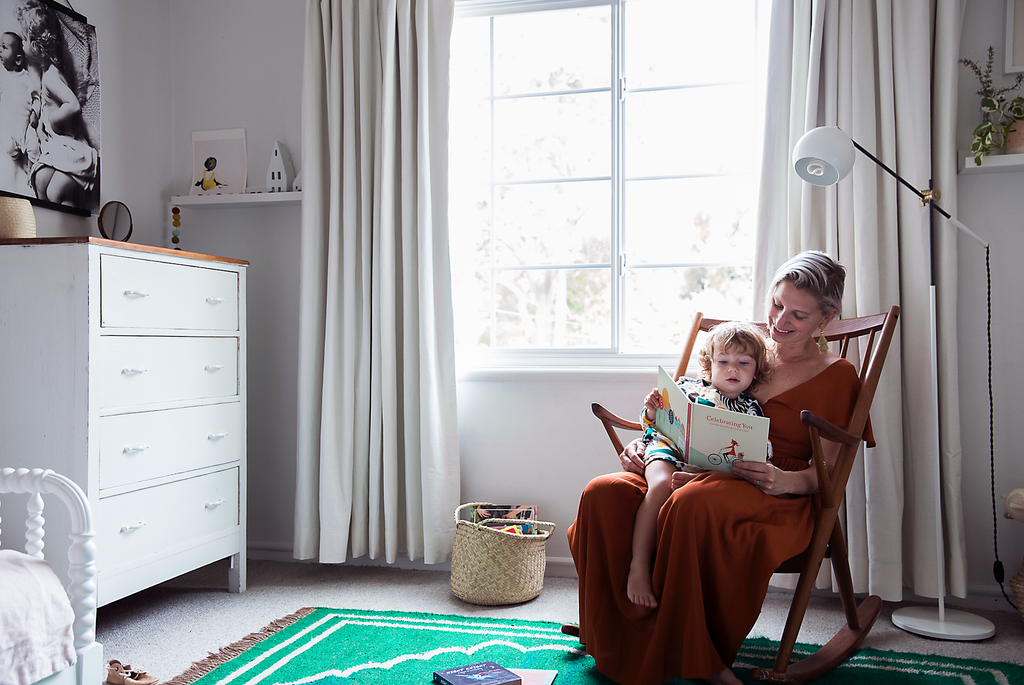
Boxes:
[0,550,76,685]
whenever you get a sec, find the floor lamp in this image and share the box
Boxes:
[792,126,996,641]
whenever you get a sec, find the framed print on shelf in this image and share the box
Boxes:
[191,128,247,196]
[1007,0,1024,73]
[0,0,100,217]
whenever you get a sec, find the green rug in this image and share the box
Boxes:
[165,607,1024,685]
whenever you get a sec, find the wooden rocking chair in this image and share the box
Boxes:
[591,305,900,684]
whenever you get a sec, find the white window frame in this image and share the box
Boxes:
[451,0,767,371]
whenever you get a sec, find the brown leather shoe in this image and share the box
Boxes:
[107,660,159,685]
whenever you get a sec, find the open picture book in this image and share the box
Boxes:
[654,365,770,474]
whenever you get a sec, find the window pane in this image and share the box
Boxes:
[622,266,754,354]
[493,181,611,267]
[452,269,492,354]
[494,267,611,348]
[495,92,610,182]
[493,7,611,95]
[625,176,756,264]
[449,1,768,362]
[451,16,492,99]
[625,0,758,88]
[625,85,755,177]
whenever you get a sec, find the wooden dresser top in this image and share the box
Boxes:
[0,236,249,266]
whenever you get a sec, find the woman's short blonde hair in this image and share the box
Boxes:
[697,321,775,393]
[767,250,846,317]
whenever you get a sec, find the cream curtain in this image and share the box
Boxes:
[294,0,461,565]
[756,0,967,600]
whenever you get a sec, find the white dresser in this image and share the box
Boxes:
[0,237,247,606]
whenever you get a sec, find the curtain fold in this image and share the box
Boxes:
[755,0,967,600]
[295,0,460,566]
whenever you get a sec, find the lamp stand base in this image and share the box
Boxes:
[891,606,995,640]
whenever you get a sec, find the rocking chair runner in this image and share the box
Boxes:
[590,306,900,684]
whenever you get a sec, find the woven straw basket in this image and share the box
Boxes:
[1010,557,1024,623]
[0,196,35,239]
[450,502,555,606]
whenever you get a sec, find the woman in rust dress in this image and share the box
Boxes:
[567,251,873,685]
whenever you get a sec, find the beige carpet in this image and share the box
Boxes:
[95,559,1024,684]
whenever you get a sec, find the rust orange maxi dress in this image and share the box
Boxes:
[567,360,873,685]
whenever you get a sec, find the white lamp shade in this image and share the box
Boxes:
[792,126,855,186]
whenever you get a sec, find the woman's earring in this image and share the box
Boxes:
[818,323,829,355]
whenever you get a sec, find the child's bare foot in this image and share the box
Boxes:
[671,471,697,490]
[626,563,658,607]
[708,667,741,685]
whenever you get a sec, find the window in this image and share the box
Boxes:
[449,0,770,364]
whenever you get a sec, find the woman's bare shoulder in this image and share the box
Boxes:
[755,353,847,402]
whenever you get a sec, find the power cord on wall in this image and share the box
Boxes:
[987,246,1017,611]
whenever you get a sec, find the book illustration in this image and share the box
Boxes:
[472,504,538,534]
[654,366,769,475]
[434,660,522,685]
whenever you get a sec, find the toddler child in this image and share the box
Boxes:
[626,321,775,608]
[0,31,39,190]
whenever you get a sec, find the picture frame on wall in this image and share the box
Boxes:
[0,0,100,217]
[191,128,247,196]
[1007,0,1024,73]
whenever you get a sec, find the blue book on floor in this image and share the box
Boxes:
[433,661,522,685]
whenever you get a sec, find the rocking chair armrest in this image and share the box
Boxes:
[592,403,643,432]
[799,411,860,446]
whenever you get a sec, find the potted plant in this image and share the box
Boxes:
[961,46,1024,165]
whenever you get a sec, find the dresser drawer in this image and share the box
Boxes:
[97,336,238,408]
[100,254,239,331]
[99,402,242,489]
[96,468,239,570]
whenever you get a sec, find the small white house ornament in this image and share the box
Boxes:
[266,142,295,192]
[291,169,302,192]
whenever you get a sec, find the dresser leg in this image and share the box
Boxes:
[229,552,247,593]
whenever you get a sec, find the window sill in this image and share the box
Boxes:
[455,352,685,382]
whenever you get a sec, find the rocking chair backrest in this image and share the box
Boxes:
[675,307,899,513]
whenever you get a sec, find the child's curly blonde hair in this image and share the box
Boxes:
[697,321,775,393]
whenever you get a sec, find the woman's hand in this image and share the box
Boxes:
[620,438,647,475]
[732,459,784,496]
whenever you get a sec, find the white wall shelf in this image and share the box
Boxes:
[172,192,301,208]
[958,152,1024,174]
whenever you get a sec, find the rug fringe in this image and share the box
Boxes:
[161,607,317,685]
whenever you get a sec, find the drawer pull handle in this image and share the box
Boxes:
[205,364,225,372]
[121,368,147,375]
[122,445,149,454]
[208,432,229,440]
[206,297,226,304]
[123,290,150,298]
[205,499,225,509]
[120,521,146,533]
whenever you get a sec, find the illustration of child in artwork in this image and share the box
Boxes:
[195,156,227,192]
[17,0,99,208]
[627,321,775,608]
[0,30,40,192]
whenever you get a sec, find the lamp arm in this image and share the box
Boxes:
[851,141,990,249]
[852,141,930,203]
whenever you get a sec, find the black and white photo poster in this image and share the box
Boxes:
[0,0,99,216]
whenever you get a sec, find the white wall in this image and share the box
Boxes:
[162,0,305,556]
[23,0,1021,604]
[956,0,1024,607]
